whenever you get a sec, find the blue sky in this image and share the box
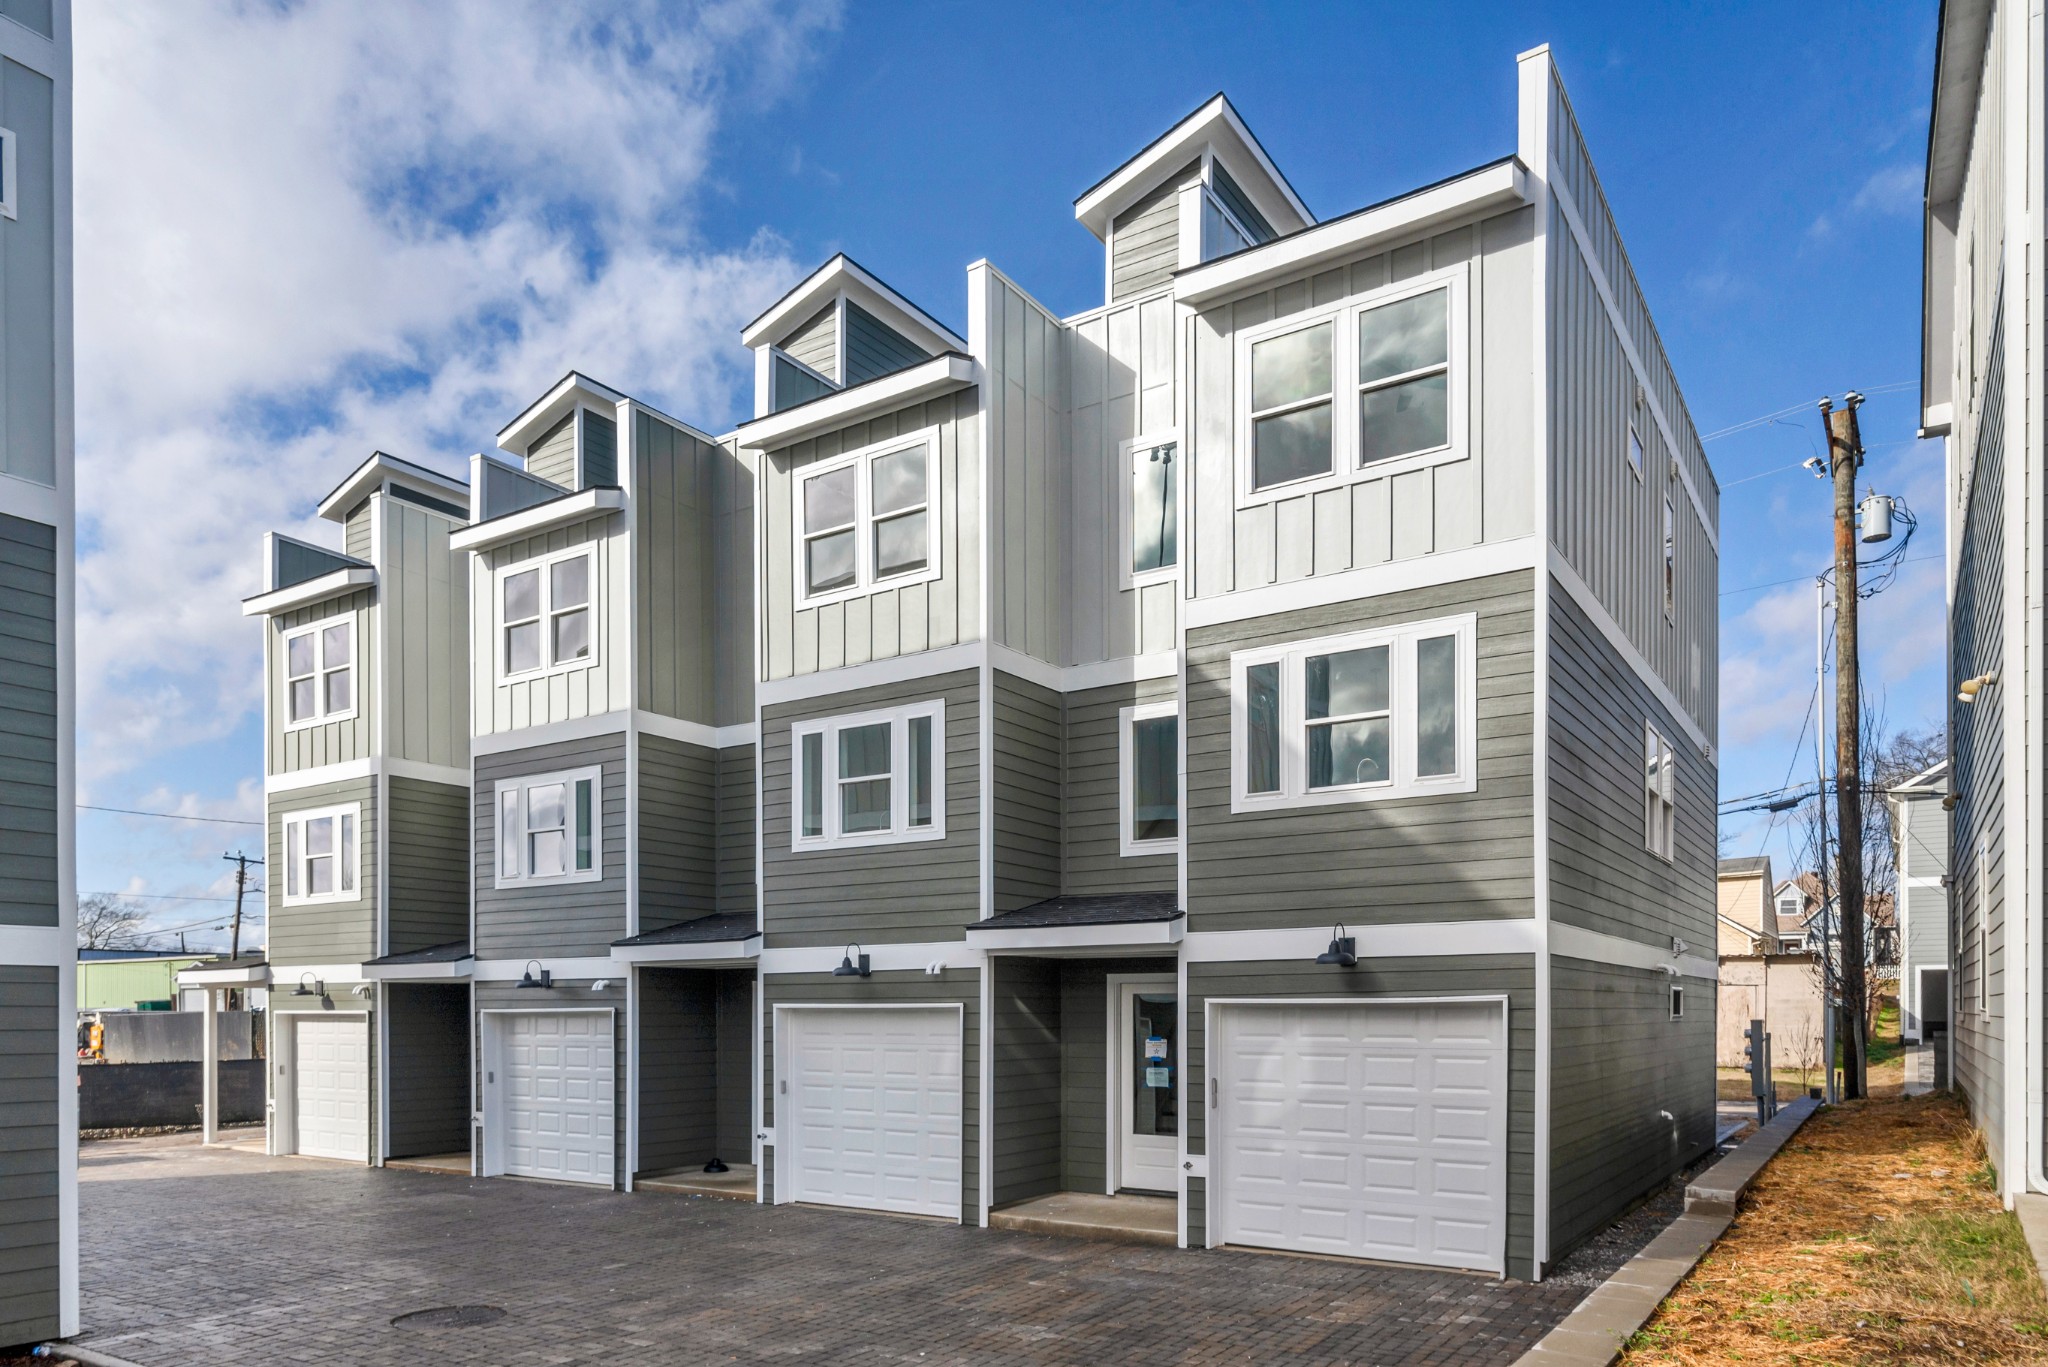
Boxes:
[72,1,1941,947]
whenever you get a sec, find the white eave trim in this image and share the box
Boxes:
[317,455,469,522]
[241,566,376,617]
[738,354,977,452]
[360,957,475,982]
[610,935,762,966]
[741,255,967,356]
[1075,93,1312,240]
[176,964,272,988]
[964,919,1185,953]
[495,372,629,454]
[449,487,625,553]
[1175,160,1530,308]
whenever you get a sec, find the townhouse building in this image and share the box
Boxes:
[243,46,1716,1284]
[0,0,75,1347]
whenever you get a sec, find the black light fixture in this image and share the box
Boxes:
[1314,925,1357,968]
[516,960,552,990]
[833,944,871,978]
[292,972,325,998]
[704,1156,730,1174]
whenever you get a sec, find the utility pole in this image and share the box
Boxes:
[222,851,261,962]
[1819,392,1868,1100]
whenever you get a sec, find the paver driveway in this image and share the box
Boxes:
[70,1133,1661,1366]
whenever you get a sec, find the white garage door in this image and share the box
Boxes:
[293,1017,369,1162]
[1216,1000,1507,1273]
[783,1007,961,1219]
[499,1011,614,1185]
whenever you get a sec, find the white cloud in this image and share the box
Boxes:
[73,0,839,794]
[1849,164,1922,218]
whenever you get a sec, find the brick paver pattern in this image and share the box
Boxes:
[73,1135,1639,1366]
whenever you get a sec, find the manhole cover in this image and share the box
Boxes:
[392,1305,507,1329]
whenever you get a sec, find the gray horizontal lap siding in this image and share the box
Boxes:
[1546,580,1714,952]
[993,672,1060,914]
[475,979,626,1188]
[760,971,980,1223]
[1109,161,1196,302]
[781,302,839,383]
[473,735,629,960]
[384,982,469,1159]
[1184,955,1537,1279]
[842,301,929,387]
[1063,678,1178,897]
[524,411,578,490]
[638,733,717,933]
[715,743,757,917]
[1548,956,1714,1267]
[343,501,372,560]
[1185,573,1535,932]
[386,777,468,956]
[0,965,58,1345]
[761,672,980,947]
[267,778,378,966]
[0,515,56,927]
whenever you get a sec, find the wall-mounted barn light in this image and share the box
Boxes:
[516,960,552,990]
[1314,925,1357,968]
[833,944,871,978]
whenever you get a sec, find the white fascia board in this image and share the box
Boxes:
[1075,94,1313,240]
[609,936,761,966]
[1175,160,1530,309]
[737,354,977,452]
[360,957,475,982]
[317,453,469,522]
[494,372,630,454]
[176,963,273,988]
[741,254,967,355]
[448,487,624,553]
[964,920,1185,953]
[241,566,377,617]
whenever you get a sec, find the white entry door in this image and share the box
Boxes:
[498,1011,614,1186]
[1215,999,1507,1273]
[293,1017,368,1162]
[1116,980,1180,1194]
[782,1007,961,1219]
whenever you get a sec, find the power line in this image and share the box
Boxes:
[1722,554,1939,599]
[78,804,261,827]
[80,889,247,904]
[1699,381,1917,443]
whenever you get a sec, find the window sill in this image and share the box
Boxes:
[1119,837,1181,859]
[282,711,359,733]
[1231,774,1476,815]
[280,894,362,908]
[796,564,942,612]
[500,658,599,686]
[494,868,605,890]
[791,825,947,854]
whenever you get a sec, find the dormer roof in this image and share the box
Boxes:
[495,372,630,456]
[741,254,966,356]
[316,451,470,522]
[1074,93,1313,243]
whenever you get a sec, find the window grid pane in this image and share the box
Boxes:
[575,778,594,871]
[1356,289,1448,386]
[907,715,933,828]
[1132,715,1179,841]
[1246,662,1281,794]
[1132,443,1177,575]
[1416,635,1458,777]
[339,815,355,893]
[800,733,824,838]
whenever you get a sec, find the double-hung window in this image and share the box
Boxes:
[282,616,355,727]
[795,430,941,605]
[281,805,359,904]
[501,547,594,678]
[1230,614,1475,811]
[1238,269,1465,504]
[791,699,944,849]
[496,767,601,886]
[1644,724,1676,860]
[1120,701,1180,855]
[1122,435,1179,586]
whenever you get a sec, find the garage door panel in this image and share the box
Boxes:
[784,1008,961,1219]
[497,1012,614,1186]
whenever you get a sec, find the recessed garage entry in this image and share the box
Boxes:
[1212,998,1508,1274]
[779,1007,962,1219]
[292,1016,369,1163]
[491,1011,614,1186]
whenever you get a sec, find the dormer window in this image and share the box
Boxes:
[794,429,940,605]
[282,616,355,728]
[499,547,595,678]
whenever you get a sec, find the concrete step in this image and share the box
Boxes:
[636,1163,757,1200]
[988,1192,1176,1246]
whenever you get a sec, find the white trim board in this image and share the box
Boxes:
[609,937,760,966]
[758,942,983,976]
[1183,537,1539,632]
[762,641,1183,709]
[965,920,1185,953]
[449,487,625,554]
[0,470,59,525]
[737,354,977,453]
[987,643,1180,695]
[471,956,618,982]
[0,924,76,965]
[265,755,469,794]
[242,566,376,618]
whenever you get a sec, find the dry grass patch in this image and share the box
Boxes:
[1622,1092,2047,1365]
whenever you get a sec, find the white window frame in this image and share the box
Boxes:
[1627,420,1644,480]
[792,426,943,608]
[0,126,15,222]
[1233,264,1469,510]
[1663,496,1677,621]
[789,699,946,851]
[1669,985,1684,1020]
[1118,431,1181,591]
[1644,722,1677,861]
[280,614,358,731]
[1228,613,1478,813]
[496,544,598,682]
[1201,185,1255,260]
[1119,700,1182,856]
[279,803,362,906]
[1977,835,1989,1015]
[494,765,603,888]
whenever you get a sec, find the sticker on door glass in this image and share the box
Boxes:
[1145,1036,1168,1060]
[1145,1065,1171,1088]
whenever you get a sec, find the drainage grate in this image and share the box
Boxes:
[392,1305,507,1329]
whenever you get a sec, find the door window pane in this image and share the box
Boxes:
[1308,717,1390,789]
[800,732,825,838]
[1131,994,1178,1139]
[1416,635,1457,777]
[1246,661,1280,794]
[1132,442,1177,574]
[1131,715,1179,842]
[907,715,934,828]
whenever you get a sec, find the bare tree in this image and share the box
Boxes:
[76,893,147,950]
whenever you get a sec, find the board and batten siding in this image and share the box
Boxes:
[470,512,631,736]
[712,441,756,728]
[475,978,627,1187]
[379,498,469,771]
[0,55,55,488]
[1898,795,1950,985]
[1548,956,1714,1263]
[992,672,1060,913]
[633,411,738,727]
[1066,289,1179,663]
[473,734,629,959]
[0,514,57,926]
[1108,160,1197,302]
[761,672,980,948]
[384,982,469,1158]
[843,302,929,387]
[1188,209,1537,600]
[715,743,757,916]
[1062,678,1178,897]
[524,411,577,489]
[385,777,468,955]
[268,588,374,774]
[637,733,717,933]
[1184,956,1537,1279]
[781,303,838,383]
[580,410,617,489]
[761,389,980,681]
[1546,580,1714,952]
[1184,573,1535,932]
[266,777,377,966]
[0,965,58,1345]
[760,971,980,1223]
[982,269,1074,666]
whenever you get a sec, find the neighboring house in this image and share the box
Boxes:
[1923,0,2042,1200]
[1716,859,1823,1068]
[0,0,77,1347]
[220,47,1718,1285]
[1888,761,1951,1045]
[1715,856,1778,955]
[76,951,212,1011]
